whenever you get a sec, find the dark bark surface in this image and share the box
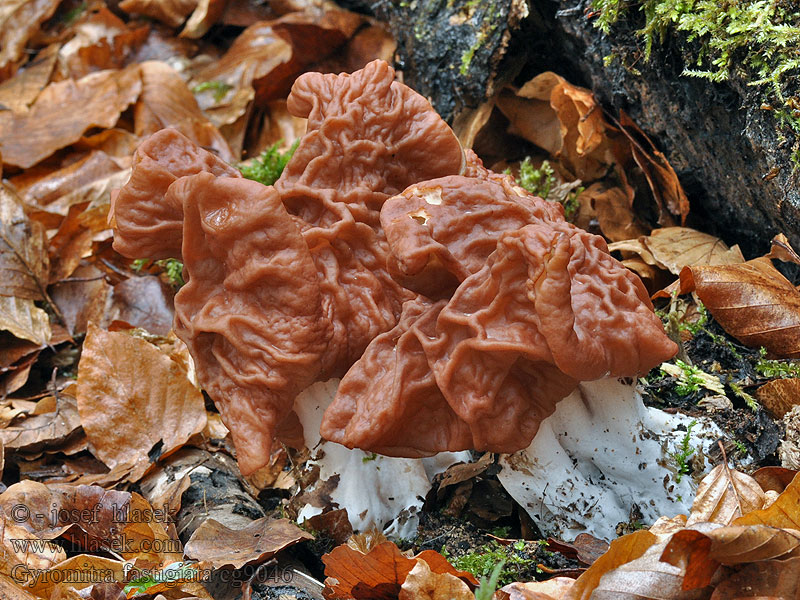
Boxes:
[354,0,800,258]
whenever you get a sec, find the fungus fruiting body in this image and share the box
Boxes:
[111,60,689,535]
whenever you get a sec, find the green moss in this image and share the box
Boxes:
[755,347,800,378]
[453,540,538,586]
[132,258,185,288]
[670,419,697,483]
[191,81,233,103]
[511,158,582,221]
[238,139,299,187]
[592,0,800,133]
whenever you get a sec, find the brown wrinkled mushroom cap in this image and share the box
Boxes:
[111,59,676,474]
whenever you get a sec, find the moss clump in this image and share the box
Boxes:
[592,0,800,134]
[238,140,299,187]
[511,158,582,221]
[450,540,540,586]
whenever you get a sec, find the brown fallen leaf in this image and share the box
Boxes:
[756,378,800,419]
[499,578,575,600]
[76,323,207,481]
[135,60,234,162]
[0,392,82,453]
[546,534,610,566]
[0,0,61,77]
[709,557,800,599]
[687,463,767,526]
[0,43,58,113]
[752,466,798,494]
[184,516,313,569]
[50,263,111,336]
[106,276,176,336]
[0,296,51,345]
[679,257,800,358]
[638,227,744,275]
[119,0,199,28]
[734,472,800,530]
[618,111,690,225]
[398,559,473,600]
[563,530,657,600]
[0,182,49,301]
[0,65,142,169]
[765,232,800,265]
[581,183,647,242]
[180,0,228,38]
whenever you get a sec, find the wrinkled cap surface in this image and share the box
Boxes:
[110,128,240,259]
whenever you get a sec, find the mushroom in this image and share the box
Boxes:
[111,60,702,539]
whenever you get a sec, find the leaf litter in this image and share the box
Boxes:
[0,1,799,598]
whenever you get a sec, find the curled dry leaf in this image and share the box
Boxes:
[756,378,800,419]
[765,232,800,265]
[679,257,800,358]
[119,0,199,28]
[0,296,51,346]
[734,472,800,530]
[76,323,207,481]
[580,183,646,243]
[687,464,767,526]
[184,516,312,569]
[322,541,477,600]
[564,530,656,600]
[617,112,689,226]
[398,559,473,600]
[136,61,233,162]
[0,0,61,76]
[0,65,142,169]
[496,71,613,181]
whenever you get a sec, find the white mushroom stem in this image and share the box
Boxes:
[498,378,722,541]
[293,380,470,539]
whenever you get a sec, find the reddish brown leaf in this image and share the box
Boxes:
[752,466,799,494]
[660,528,719,590]
[323,541,415,600]
[0,43,57,112]
[756,378,800,419]
[50,263,111,336]
[581,183,646,242]
[680,257,800,358]
[0,182,49,300]
[0,392,82,452]
[184,517,313,569]
[106,276,175,336]
[0,65,142,169]
[710,558,800,599]
[119,0,198,27]
[76,323,206,481]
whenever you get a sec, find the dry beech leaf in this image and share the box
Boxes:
[180,0,228,38]
[0,0,61,75]
[0,393,81,452]
[687,464,767,526]
[48,202,95,283]
[0,296,51,345]
[76,323,207,480]
[756,378,800,419]
[564,530,657,600]
[710,557,800,599]
[0,65,142,169]
[185,517,312,569]
[322,541,476,600]
[500,578,575,600]
[119,0,198,27]
[679,257,800,358]
[640,227,744,275]
[765,232,800,265]
[752,466,798,494]
[497,72,613,181]
[580,183,646,243]
[0,573,39,600]
[704,525,800,564]
[398,559,473,600]
[106,276,176,336]
[57,7,150,80]
[135,60,234,162]
[0,43,58,113]
[618,111,690,225]
[584,540,708,600]
[50,263,111,336]
[0,182,49,300]
[734,472,800,530]
[25,554,126,598]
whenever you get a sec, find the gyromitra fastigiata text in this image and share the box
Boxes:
[111,59,677,476]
